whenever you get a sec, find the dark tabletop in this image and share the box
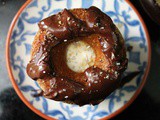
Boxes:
[0,0,160,120]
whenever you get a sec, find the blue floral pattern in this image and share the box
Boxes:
[9,0,149,119]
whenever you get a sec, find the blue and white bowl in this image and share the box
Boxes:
[6,0,151,119]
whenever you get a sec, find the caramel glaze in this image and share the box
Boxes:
[26,6,128,106]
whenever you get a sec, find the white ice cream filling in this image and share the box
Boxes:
[66,41,96,73]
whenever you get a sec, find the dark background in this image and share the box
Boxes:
[0,0,160,120]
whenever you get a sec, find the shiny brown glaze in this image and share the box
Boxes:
[26,6,128,106]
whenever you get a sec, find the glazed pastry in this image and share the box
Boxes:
[26,6,128,106]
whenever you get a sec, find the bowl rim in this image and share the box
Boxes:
[6,0,151,120]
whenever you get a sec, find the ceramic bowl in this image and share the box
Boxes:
[6,0,151,119]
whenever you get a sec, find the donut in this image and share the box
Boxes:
[26,6,128,106]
